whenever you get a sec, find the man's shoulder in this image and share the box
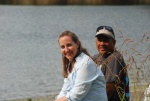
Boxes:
[92,53,100,57]
[92,53,100,60]
[111,50,123,58]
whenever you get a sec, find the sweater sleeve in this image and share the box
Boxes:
[56,78,71,99]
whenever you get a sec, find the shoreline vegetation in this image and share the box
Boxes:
[0,0,149,5]
[116,28,150,101]
[10,83,148,101]
[11,94,57,101]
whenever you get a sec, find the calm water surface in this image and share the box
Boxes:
[0,5,150,101]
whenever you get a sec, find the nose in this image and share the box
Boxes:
[64,47,69,52]
[99,41,105,45]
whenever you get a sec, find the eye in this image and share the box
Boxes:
[103,38,110,42]
[97,37,110,42]
[67,43,72,47]
[60,45,65,49]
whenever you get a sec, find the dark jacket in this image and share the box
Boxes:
[92,51,130,101]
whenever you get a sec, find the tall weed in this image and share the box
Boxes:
[116,28,150,101]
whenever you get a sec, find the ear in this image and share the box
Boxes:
[113,40,116,45]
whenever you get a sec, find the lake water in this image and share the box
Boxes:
[0,5,150,101]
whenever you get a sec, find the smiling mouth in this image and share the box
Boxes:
[66,52,72,57]
[99,47,106,51]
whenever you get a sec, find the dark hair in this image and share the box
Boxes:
[58,30,90,78]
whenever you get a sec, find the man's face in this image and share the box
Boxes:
[96,35,116,55]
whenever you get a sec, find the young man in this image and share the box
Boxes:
[92,26,130,101]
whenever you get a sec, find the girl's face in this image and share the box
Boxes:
[59,36,79,61]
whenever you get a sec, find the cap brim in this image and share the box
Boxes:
[96,28,115,39]
[95,33,114,39]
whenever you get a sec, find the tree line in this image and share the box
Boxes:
[0,0,149,5]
